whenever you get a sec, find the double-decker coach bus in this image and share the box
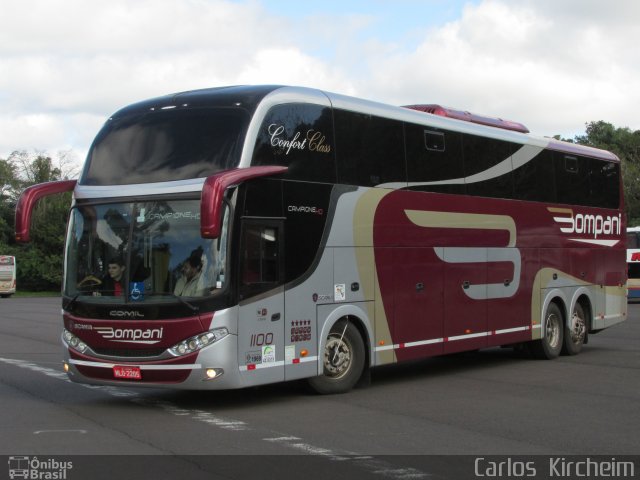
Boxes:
[0,255,16,298]
[15,86,626,393]
[627,227,640,300]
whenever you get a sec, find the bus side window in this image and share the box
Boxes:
[335,110,405,187]
[240,222,283,299]
[555,154,589,205]
[252,103,336,183]
[405,123,464,194]
[463,134,517,199]
[512,149,556,203]
[588,159,619,209]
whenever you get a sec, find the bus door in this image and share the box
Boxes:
[392,248,444,361]
[237,219,285,385]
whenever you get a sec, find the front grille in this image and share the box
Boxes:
[92,348,166,358]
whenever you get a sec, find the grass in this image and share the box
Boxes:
[13,291,61,298]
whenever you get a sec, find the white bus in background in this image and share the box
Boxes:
[627,227,640,300]
[0,255,16,298]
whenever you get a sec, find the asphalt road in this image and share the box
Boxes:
[1,297,638,479]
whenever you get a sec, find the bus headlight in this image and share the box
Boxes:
[169,327,229,357]
[62,329,88,354]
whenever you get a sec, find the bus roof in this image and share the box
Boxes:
[109,85,282,120]
[106,84,619,164]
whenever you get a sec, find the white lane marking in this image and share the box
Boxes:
[1,356,431,479]
[129,398,251,432]
[0,357,139,398]
[0,357,70,381]
[34,429,87,434]
[263,437,430,479]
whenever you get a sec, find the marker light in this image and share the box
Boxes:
[169,328,229,357]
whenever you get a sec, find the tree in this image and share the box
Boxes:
[0,150,80,291]
[572,121,640,225]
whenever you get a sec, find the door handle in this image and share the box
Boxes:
[271,312,281,321]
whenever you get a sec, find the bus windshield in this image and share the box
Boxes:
[81,108,249,185]
[64,199,229,303]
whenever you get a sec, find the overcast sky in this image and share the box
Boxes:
[1,0,638,164]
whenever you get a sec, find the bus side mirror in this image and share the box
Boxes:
[15,180,77,243]
[200,166,287,239]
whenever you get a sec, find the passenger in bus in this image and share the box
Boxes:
[174,247,206,297]
[99,257,126,296]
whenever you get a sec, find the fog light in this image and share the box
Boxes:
[63,362,69,373]
[204,368,224,380]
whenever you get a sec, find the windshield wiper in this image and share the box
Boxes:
[65,290,200,313]
[63,291,94,311]
[147,292,200,313]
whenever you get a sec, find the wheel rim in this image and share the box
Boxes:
[545,312,561,349]
[324,334,352,379]
[570,308,586,344]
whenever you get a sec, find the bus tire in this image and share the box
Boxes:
[562,303,586,356]
[308,319,365,394]
[530,302,564,359]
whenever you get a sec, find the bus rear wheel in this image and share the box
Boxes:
[530,302,564,359]
[308,319,365,394]
[562,303,586,355]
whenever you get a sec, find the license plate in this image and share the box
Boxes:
[113,365,141,380]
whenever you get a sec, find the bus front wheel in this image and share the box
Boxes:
[308,319,365,394]
[531,302,564,359]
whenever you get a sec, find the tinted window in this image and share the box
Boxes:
[283,182,332,283]
[587,159,619,208]
[240,221,283,299]
[555,154,590,205]
[82,108,248,185]
[463,135,517,198]
[513,149,556,202]
[405,124,464,194]
[242,179,283,218]
[629,262,640,280]
[252,104,335,183]
[335,110,405,187]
